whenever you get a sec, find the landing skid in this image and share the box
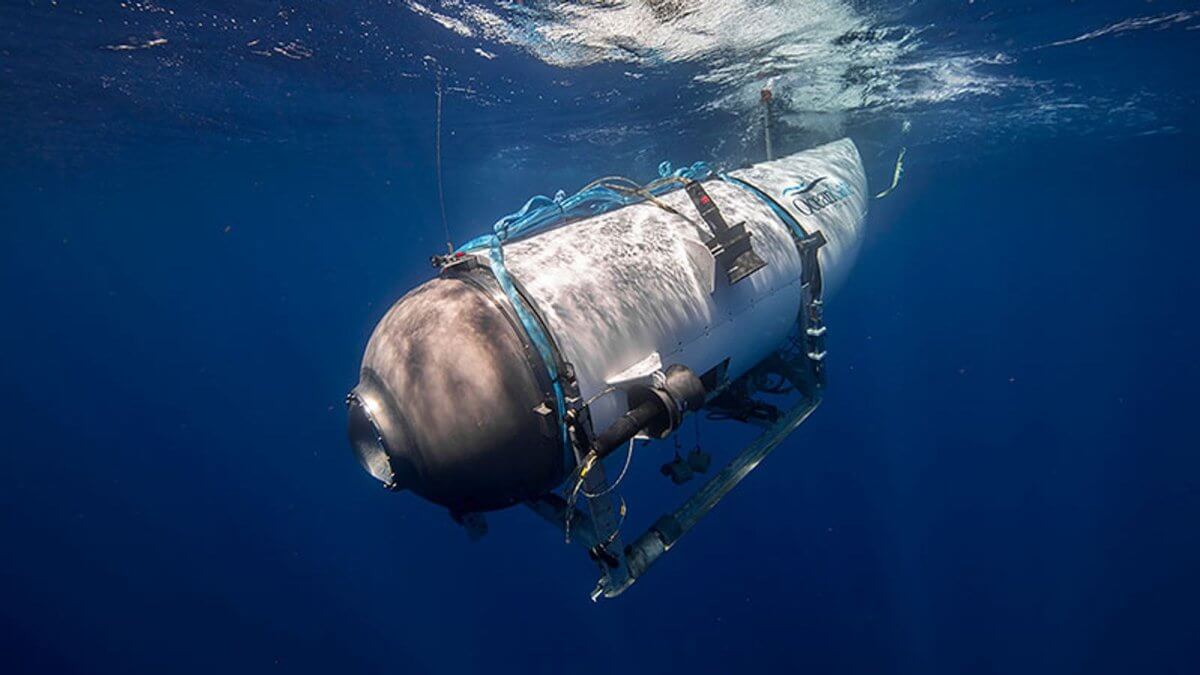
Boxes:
[528,388,820,600]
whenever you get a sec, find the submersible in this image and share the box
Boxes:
[348,139,867,598]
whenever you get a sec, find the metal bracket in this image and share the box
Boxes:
[432,250,479,272]
[684,180,768,285]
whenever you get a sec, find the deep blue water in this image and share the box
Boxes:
[3,2,1200,673]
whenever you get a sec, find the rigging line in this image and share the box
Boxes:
[603,183,693,224]
[582,438,636,499]
[562,438,636,542]
[577,175,644,191]
[435,67,452,253]
[582,385,618,408]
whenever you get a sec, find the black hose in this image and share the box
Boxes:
[592,398,667,461]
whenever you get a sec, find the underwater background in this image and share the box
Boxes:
[2,1,1199,673]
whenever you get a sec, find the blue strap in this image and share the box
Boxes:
[484,238,570,454]
[454,160,715,462]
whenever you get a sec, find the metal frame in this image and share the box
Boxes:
[531,388,820,599]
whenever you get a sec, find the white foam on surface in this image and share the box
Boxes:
[407,0,1018,120]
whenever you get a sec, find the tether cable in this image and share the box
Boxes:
[435,67,452,252]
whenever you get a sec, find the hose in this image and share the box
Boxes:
[592,397,667,461]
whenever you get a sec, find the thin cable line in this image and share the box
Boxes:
[435,67,451,252]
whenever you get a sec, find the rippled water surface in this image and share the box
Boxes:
[5,1,1197,160]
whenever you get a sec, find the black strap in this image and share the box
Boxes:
[685,180,734,235]
[796,230,826,299]
[683,180,767,285]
